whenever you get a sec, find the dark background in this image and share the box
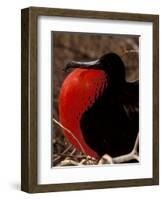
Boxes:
[52,32,139,166]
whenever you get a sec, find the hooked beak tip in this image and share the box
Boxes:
[63,63,72,72]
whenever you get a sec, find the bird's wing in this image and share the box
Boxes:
[120,80,139,120]
[122,103,139,120]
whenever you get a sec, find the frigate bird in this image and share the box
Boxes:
[59,53,139,159]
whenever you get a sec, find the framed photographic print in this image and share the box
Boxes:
[21,7,159,193]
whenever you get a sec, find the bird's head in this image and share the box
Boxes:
[65,53,126,87]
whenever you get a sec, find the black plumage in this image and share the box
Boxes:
[66,53,139,157]
[80,80,139,157]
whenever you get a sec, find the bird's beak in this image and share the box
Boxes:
[64,59,101,72]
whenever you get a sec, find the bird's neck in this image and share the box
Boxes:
[117,82,139,106]
[108,80,126,94]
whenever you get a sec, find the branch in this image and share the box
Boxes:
[53,118,86,154]
[123,49,139,56]
[99,133,139,164]
[59,159,82,166]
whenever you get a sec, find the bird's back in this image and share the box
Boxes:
[80,81,139,157]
